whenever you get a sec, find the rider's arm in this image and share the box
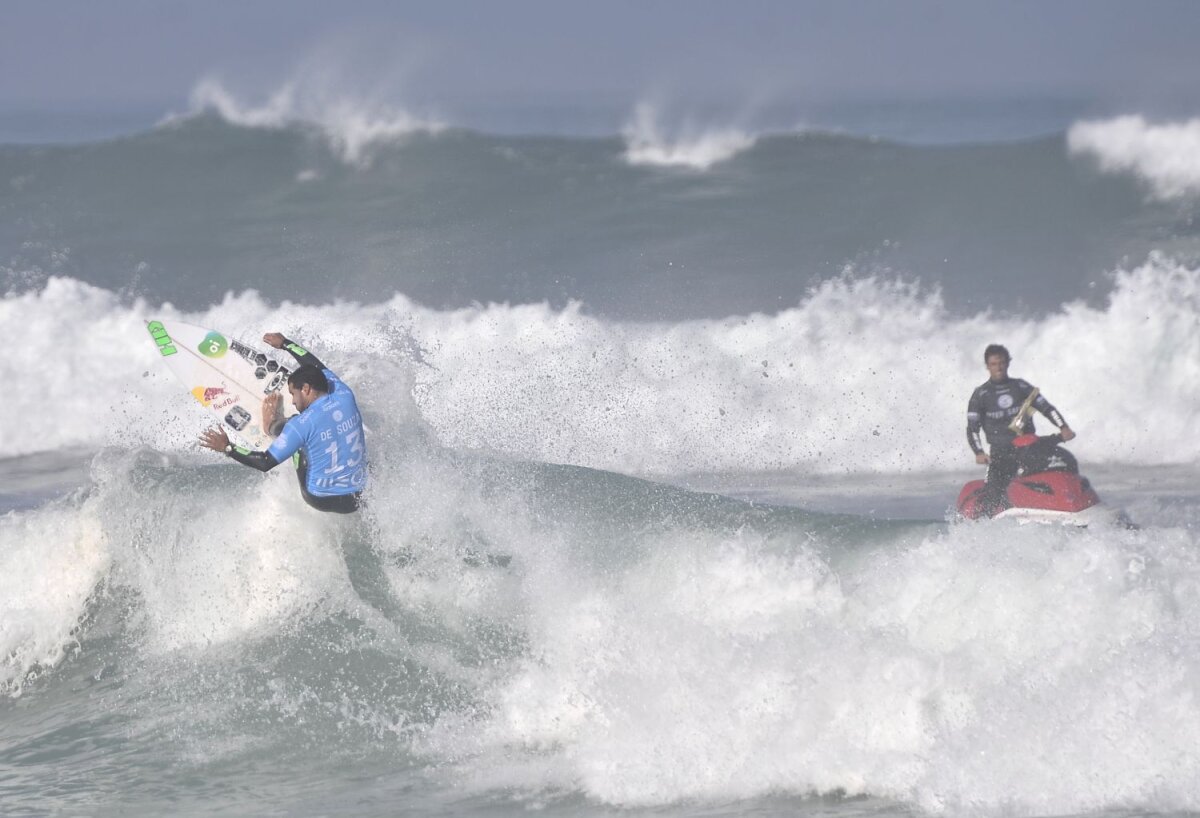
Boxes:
[200,427,280,472]
[278,337,327,371]
[264,418,304,464]
[227,446,280,472]
[966,389,986,455]
[225,418,304,471]
[1031,387,1076,441]
[1032,391,1068,429]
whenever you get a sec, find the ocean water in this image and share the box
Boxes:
[4,88,1200,817]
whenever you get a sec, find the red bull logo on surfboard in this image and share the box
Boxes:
[191,386,238,410]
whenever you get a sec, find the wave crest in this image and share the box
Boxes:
[7,256,1200,474]
[183,77,444,165]
[621,103,757,170]
[1068,115,1200,199]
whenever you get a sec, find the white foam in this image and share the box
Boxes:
[405,255,1200,473]
[1068,115,1200,199]
[92,452,349,654]
[5,255,1200,473]
[0,445,374,695]
[182,77,443,165]
[622,103,757,170]
[7,261,1200,813]
[422,519,1200,814]
[0,277,424,458]
[0,499,110,695]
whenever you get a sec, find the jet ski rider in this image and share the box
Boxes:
[966,344,1076,513]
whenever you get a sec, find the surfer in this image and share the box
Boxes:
[199,333,367,513]
[966,344,1075,514]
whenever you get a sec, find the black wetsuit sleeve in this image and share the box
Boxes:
[227,446,280,472]
[966,388,985,454]
[279,337,327,371]
[1033,392,1068,429]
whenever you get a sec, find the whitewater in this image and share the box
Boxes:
[3,92,1200,817]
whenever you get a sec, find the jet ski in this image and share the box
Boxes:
[956,434,1109,525]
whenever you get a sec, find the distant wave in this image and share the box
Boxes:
[180,78,444,165]
[1068,115,1200,199]
[2,117,1152,321]
[621,103,757,170]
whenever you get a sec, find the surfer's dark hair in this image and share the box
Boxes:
[983,344,1010,362]
[289,365,330,394]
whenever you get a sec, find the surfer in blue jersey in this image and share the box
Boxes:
[199,333,367,514]
[966,344,1075,514]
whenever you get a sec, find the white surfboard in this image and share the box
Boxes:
[145,319,294,449]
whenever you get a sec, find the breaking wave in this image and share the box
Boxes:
[181,77,444,165]
[621,103,758,169]
[1068,115,1200,200]
[4,254,1200,473]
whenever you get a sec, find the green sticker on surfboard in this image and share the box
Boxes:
[146,320,178,356]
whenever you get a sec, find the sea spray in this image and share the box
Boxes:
[6,256,1200,472]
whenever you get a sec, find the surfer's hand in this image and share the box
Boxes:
[199,427,230,453]
[975,452,990,465]
[262,332,286,349]
[1059,426,1076,442]
[262,393,281,427]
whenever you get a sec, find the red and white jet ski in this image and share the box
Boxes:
[957,434,1109,525]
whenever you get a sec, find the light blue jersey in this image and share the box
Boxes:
[267,369,368,496]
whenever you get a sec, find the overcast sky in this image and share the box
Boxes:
[3,0,1199,136]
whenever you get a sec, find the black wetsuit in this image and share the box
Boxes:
[966,377,1069,509]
